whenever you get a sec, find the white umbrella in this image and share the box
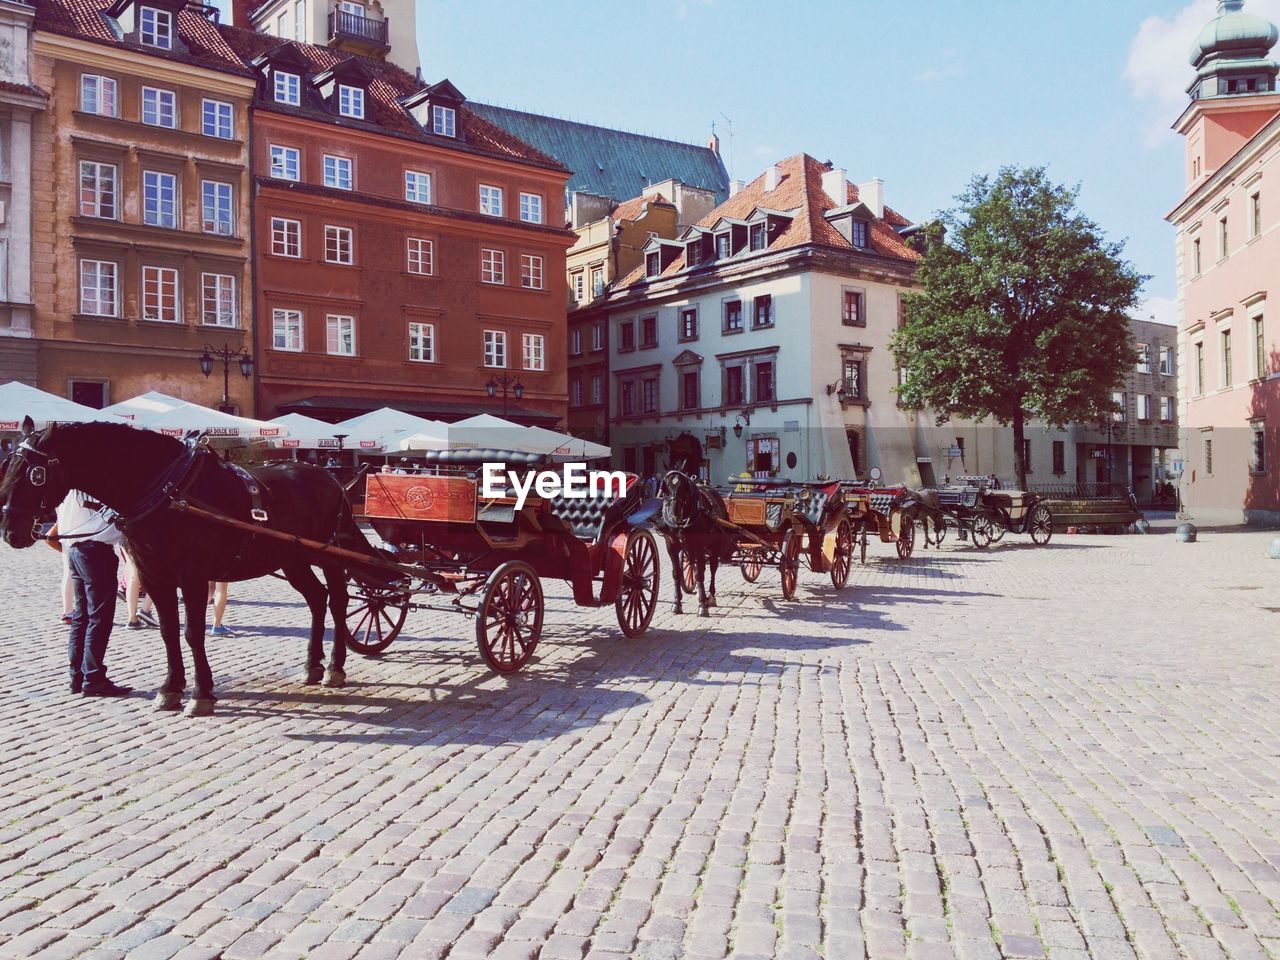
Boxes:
[389,427,451,453]
[135,401,286,439]
[447,414,530,452]
[523,426,611,460]
[0,381,132,431]
[334,407,449,446]
[101,390,187,422]
[271,413,380,451]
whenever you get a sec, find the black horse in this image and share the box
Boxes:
[0,419,375,716]
[656,470,736,617]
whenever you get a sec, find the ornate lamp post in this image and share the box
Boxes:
[486,374,523,418]
[199,343,253,414]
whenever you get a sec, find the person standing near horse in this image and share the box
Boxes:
[54,491,132,697]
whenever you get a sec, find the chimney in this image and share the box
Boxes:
[229,0,257,27]
[729,179,745,197]
[763,163,781,193]
[821,167,847,207]
[858,178,885,219]
[707,132,720,156]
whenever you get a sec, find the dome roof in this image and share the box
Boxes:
[1190,0,1279,67]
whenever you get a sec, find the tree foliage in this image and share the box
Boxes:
[891,166,1145,489]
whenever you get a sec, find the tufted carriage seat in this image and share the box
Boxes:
[547,484,639,543]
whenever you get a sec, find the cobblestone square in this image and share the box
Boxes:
[0,526,1277,960]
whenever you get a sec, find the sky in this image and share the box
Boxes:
[412,0,1280,327]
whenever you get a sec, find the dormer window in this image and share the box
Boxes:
[715,232,729,259]
[139,7,173,49]
[749,222,767,251]
[274,72,301,106]
[646,252,661,277]
[432,105,456,137]
[338,84,364,119]
[851,220,869,248]
[687,239,703,267]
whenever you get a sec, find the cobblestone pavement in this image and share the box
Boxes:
[0,525,1278,960]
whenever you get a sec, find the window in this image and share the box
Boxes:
[1160,346,1174,376]
[519,192,543,224]
[715,233,729,259]
[724,299,743,333]
[408,322,435,362]
[679,307,698,341]
[142,266,180,322]
[141,87,176,128]
[621,382,636,416]
[725,365,745,406]
[1136,342,1150,373]
[139,7,173,48]
[1219,216,1229,258]
[749,222,767,251]
[294,0,305,38]
[1052,440,1065,475]
[570,377,583,408]
[323,155,353,190]
[484,330,507,367]
[78,162,117,219]
[1112,391,1126,421]
[270,144,300,181]
[570,328,582,356]
[642,377,658,414]
[682,370,700,410]
[338,85,364,119]
[1192,237,1201,276]
[591,375,602,405]
[274,71,300,105]
[1195,341,1205,394]
[591,267,605,298]
[407,238,433,275]
[80,75,117,117]
[753,295,773,328]
[645,252,661,277]
[201,273,237,327]
[521,254,543,290]
[432,105,455,137]
[1138,394,1152,421]
[326,315,356,356]
[1204,435,1214,476]
[687,239,703,267]
[523,333,545,370]
[851,220,869,249]
[79,259,117,317]
[479,184,504,217]
[143,171,178,228]
[201,181,233,236]
[571,272,585,301]
[1221,329,1233,387]
[202,99,233,139]
[619,320,635,352]
[273,308,303,351]
[754,360,775,403]
[1251,192,1261,240]
[641,315,657,348]
[405,171,431,204]
[481,249,505,284]
[1160,396,1174,422]
[592,323,603,351]
[276,11,287,36]
[0,241,5,301]
[1255,315,1267,379]
[325,225,354,265]
[270,217,301,257]
[842,289,865,327]
[1250,421,1267,474]
[842,357,866,400]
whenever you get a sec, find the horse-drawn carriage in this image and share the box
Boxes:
[345,451,662,673]
[839,468,922,562]
[925,477,1053,548]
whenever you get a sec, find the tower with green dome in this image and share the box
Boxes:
[1188,0,1279,100]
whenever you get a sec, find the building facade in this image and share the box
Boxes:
[233,0,419,77]
[219,29,573,424]
[30,0,256,412]
[1168,0,1279,524]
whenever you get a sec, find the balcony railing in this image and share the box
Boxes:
[328,10,389,47]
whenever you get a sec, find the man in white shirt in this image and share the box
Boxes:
[54,492,132,697]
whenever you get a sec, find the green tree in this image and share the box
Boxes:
[892,166,1144,490]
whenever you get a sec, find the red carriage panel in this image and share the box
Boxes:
[364,474,478,523]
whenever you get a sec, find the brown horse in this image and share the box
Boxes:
[655,470,736,617]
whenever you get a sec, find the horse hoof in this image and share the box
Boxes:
[322,669,346,688]
[304,668,324,685]
[707,596,717,608]
[699,607,709,617]
[153,691,182,712]
[183,698,215,718]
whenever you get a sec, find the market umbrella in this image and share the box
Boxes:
[0,381,132,431]
[446,413,529,452]
[334,408,449,446]
[135,401,286,439]
[271,413,381,451]
[101,390,187,422]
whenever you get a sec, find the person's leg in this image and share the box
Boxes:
[212,582,228,630]
[80,543,119,688]
[67,548,90,690]
[126,554,142,625]
[62,552,74,621]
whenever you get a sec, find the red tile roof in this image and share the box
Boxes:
[217,28,565,170]
[616,153,919,288]
[609,193,676,223]
[0,79,47,98]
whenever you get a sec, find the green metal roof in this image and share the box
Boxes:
[470,104,730,206]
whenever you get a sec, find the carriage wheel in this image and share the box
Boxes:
[931,517,948,547]
[989,516,1007,543]
[680,551,697,594]
[740,551,763,583]
[970,514,995,550]
[830,519,853,590]
[780,530,802,601]
[476,561,543,675]
[1028,503,1053,545]
[616,530,660,638]
[344,574,410,656]
[896,517,916,560]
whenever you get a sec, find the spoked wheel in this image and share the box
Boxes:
[896,516,916,560]
[930,517,948,547]
[476,561,543,674]
[830,519,853,590]
[988,513,1007,544]
[681,551,697,594]
[780,530,802,601]
[740,551,763,583]
[1028,503,1053,545]
[616,530,660,638]
[345,573,411,656]
[970,514,995,550]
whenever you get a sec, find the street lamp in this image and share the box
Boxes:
[199,342,253,414]
[732,412,750,439]
[486,374,524,417]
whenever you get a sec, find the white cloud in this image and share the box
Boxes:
[1125,0,1280,145]
[1136,295,1179,327]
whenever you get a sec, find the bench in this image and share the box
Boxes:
[1044,498,1142,532]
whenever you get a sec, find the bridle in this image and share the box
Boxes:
[0,437,69,539]
[661,470,697,531]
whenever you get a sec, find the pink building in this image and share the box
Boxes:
[1168,0,1280,524]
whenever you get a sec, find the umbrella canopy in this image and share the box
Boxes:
[135,402,286,439]
[522,426,611,460]
[0,381,132,431]
[271,413,380,450]
[447,414,528,451]
[334,407,449,445]
[101,390,187,422]
[388,427,451,453]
